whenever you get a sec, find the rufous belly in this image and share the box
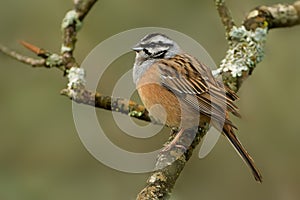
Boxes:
[137,83,201,128]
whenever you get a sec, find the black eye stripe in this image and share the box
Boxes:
[143,48,151,55]
[142,48,167,58]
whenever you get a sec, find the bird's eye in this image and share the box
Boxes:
[143,48,151,56]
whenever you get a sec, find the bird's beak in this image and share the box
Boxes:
[132,45,143,52]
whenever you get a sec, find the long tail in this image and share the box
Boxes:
[223,124,263,183]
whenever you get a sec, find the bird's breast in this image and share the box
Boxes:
[136,66,200,128]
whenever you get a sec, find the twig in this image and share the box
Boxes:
[60,87,152,123]
[215,0,235,35]
[61,0,97,70]
[0,43,45,67]
[74,0,98,20]
[0,41,65,70]
[1,1,300,200]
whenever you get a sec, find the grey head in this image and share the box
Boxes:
[132,33,182,84]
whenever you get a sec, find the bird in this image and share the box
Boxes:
[132,33,262,182]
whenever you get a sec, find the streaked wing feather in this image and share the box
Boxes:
[158,54,240,122]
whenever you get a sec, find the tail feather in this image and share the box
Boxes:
[223,124,263,183]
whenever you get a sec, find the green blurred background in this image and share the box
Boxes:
[0,0,300,199]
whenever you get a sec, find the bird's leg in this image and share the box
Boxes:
[162,128,186,152]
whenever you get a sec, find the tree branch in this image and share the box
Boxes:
[0,43,45,67]
[61,0,97,70]
[244,1,300,31]
[136,125,208,199]
[74,0,98,20]
[219,0,300,92]
[60,87,152,123]
[215,0,235,35]
[1,1,300,200]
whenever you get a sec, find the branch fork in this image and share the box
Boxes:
[1,1,300,199]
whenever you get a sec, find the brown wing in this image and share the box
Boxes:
[158,54,240,125]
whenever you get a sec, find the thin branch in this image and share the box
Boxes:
[61,87,152,123]
[74,0,98,20]
[0,43,45,67]
[61,0,97,70]
[0,41,66,70]
[215,0,235,35]
[1,1,300,200]
[244,1,300,30]
[20,40,52,59]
